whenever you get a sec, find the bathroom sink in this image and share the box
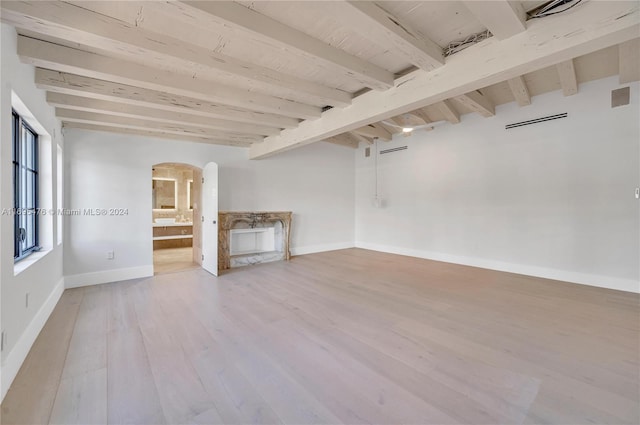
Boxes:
[155,218,176,224]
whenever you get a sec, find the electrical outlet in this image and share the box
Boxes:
[107,250,115,260]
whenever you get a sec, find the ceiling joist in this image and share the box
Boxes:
[18,35,321,120]
[463,0,527,39]
[1,0,352,108]
[556,59,578,96]
[324,133,360,149]
[453,91,495,117]
[55,108,263,144]
[507,76,531,107]
[180,1,394,90]
[46,93,281,137]
[348,132,373,145]
[392,113,428,128]
[434,100,461,124]
[249,2,639,158]
[353,124,393,141]
[341,1,444,71]
[35,68,300,129]
[63,122,252,147]
[619,38,640,84]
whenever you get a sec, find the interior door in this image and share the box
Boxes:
[201,162,218,275]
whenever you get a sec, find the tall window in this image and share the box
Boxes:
[13,110,39,260]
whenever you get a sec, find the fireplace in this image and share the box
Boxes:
[218,211,292,271]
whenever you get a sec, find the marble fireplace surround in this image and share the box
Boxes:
[218,211,292,271]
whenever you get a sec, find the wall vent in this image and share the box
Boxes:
[505,113,567,130]
[612,87,630,108]
[379,146,408,155]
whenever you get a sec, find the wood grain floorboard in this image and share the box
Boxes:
[1,248,638,424]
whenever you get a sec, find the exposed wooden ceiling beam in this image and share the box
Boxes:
[619,38,640,83]
[507,76,531,106]
[35,69,299,129]
[556,59,578,96]
[453,91,495,117]
[353,124,392,141]
[392,113,428,130]
[56,108,263,144]
[63,122,252,147]
[340,1,444,71]
[463,1,526,39]
[179,1,394,90]
[349,132,373,145]
[408,110,432,125]
[434,100,461,124]
[249,1,638,158]
[17,35,320,120]
[46,93,281,136]
[324,133,360,149]
[0,1,352,108]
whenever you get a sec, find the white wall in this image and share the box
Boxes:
[63,130,355,283]
[1,24,65,399]
[219,143,356,255]
[356,77,640,293]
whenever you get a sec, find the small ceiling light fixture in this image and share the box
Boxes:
[382,119,448,136]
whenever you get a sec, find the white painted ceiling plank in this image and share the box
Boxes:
[619,38,640,83]
[556,59,578,96]
[506,76,531,106]
[0,0,352,107]
[35,69,300,129]
[63,122,252,147]
[341,1,444,71]
[46,93,281,136]
[250,1,639,158]
[18,36,321,120]
[462,1,527,39]
[179,1,394,90]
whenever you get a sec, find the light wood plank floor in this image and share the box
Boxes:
[2,248,638,424]
[154,247,199,275]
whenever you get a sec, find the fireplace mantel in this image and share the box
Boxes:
[218,211,292,271]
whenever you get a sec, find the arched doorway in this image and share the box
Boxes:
[151,162,202,274]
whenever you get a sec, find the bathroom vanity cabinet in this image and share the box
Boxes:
[153,222,193,249]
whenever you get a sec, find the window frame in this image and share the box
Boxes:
[13,109,39,261]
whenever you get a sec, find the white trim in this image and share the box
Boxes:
[64,265,153,289]
[13,249,52,276]
[355,242,640,294]
[1,278,64,402]
[291,242,355,257]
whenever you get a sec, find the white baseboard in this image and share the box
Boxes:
[355,241,639,293]
[1,277,65,402]
[64,265,154,289]
[291,241,355,257]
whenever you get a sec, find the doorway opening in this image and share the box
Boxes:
[152,162,202,275]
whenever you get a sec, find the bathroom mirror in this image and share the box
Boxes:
[187,180,194,210]
[152,178,177,210]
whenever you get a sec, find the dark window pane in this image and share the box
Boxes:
[13,112,39,259]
